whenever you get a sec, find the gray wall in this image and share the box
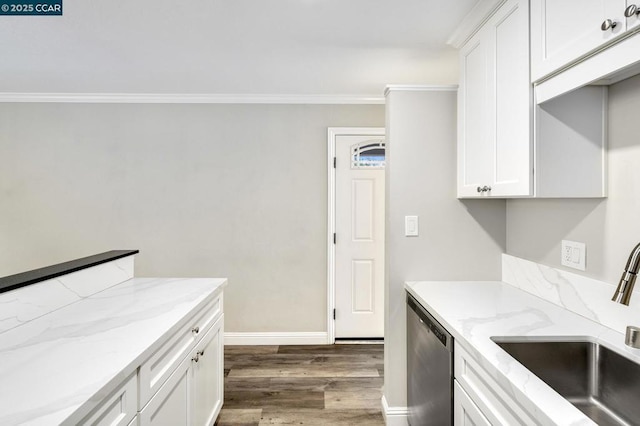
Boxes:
[384,89,505,409]
[507,74,640,284]
[0,102,384,332]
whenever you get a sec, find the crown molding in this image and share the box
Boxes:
[0,92,385,104]
[447,0,506,48]
[384,84,458,96]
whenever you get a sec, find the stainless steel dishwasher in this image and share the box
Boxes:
[407,293,453,426]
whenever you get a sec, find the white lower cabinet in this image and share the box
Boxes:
[193,316,224,426]
[80,373,138,426]
[140,315,224,426]
[454,381,490,426]
[79,292,224,426]
[140,353,192,426]
[454,342,538,426]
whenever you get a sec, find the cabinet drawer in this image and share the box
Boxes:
[81,373,137,426]
[139,294,222,409]
[190,293,222,342]
[455,342,538,426]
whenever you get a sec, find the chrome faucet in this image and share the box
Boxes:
[612,242,640,305]
[612,242,640,348]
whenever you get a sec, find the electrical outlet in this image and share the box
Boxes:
[561,240,586,271]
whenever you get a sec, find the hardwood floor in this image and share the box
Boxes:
[216,344,385,425]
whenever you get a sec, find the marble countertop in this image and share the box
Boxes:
[406,280,640,426]
[0,276,227,426]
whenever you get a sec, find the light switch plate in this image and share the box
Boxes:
[405,216,419,237]
[561,240,586,271]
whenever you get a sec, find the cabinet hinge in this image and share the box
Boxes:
[333,233,336,244]
[333,157,336,168]
[333,309,336,320]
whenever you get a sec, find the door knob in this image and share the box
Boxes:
[601,19,618,31]
[625,4,640,17]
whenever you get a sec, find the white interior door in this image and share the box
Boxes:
[335,134,385,338]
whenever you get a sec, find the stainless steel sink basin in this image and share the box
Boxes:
[491,338,640,426]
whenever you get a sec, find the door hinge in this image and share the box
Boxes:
[333,233,336,244]
[333,309,336,320]
[333,157,336,168]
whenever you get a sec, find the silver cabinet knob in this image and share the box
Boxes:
[476,185,492,193]
[477,186,483,193]
[601,19,618,31]
[192,349,205,362]
[625,4,640,17]
[191,326,200,334]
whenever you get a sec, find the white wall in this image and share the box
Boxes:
[507,74,640,285]
[0,102,384,333]
[384,88,505,413]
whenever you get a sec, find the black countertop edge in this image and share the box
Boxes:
[0,250,139,295]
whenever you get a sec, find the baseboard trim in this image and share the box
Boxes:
[224,332,328,345]
[382,395,409,426]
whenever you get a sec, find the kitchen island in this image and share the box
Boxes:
[0,252,226,426]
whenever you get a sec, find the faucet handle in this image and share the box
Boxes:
[626,326,640,348]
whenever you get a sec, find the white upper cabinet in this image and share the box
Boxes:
[454,0,607,199]
[531,0,640,83]
[458,0,532,198]
[531,0,627,82]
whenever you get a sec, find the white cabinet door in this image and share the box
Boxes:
[489,0,532,197]
[454,381,491,426]
[192,316,224,426]
[139,355,192,426]
[531,0,627,82]
[457,31,492,197]
[457,0,532,198]
[627,1,640,31]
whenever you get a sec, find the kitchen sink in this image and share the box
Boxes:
[491,338,640,426]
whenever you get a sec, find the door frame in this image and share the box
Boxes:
[327,127,385,344]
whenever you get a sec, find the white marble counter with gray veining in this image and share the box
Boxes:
[406,280,640,426]
[0,276,226,426]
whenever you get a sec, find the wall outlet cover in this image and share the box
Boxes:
[561,240,586,271]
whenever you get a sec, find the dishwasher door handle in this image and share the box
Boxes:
[407,294,452,350]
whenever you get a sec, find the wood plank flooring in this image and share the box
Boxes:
[216,344,385,426]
